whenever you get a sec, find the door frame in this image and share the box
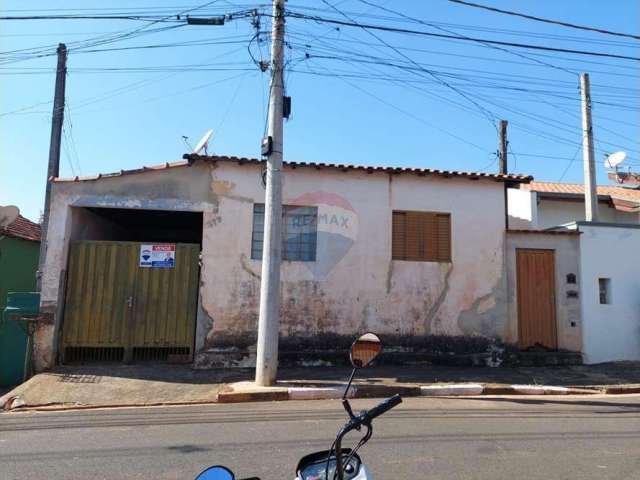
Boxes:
[515,248,558,350]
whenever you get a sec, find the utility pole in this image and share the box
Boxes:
[498,120,508,176]
[255,0,285,386]
[498,119,509,230]
[580,73,599,222]
[37,43,67,291]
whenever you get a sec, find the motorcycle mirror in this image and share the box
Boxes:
[194,466,235,480]
[350,332,382,368]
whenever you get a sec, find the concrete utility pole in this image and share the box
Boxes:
[498,119,509,230]
[37,43,67,291]
[580,73,599,222]
[498,120,508,175]
[255,0,285,386]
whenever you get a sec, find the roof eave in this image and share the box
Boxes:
[183,154,533,184]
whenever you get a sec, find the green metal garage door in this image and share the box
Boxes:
[62,241,200,363]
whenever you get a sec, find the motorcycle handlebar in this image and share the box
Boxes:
[343,394,402,433]
[363,394,402,422]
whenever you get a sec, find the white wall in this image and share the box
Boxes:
[507,188,537,229]
[537,199,638,229]
[579,224,640,363]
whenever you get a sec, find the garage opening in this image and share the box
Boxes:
[61,207,202,364]
[70,207,203,243]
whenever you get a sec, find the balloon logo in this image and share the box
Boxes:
[289,191,358,279]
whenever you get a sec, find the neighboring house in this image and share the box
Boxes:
[0,214,41,386]
[0,215,41,311]
[509,181,640,229]
[508,181,640,364]
[34,154,592,372]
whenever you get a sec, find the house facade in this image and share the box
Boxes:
[508,181,640,364]
[35,154,588,371]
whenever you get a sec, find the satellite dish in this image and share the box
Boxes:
[0,205,19,228]
[604,151,626,169]
[192,129,214,155]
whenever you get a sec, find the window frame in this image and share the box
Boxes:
[391,210,452,263]
[251,203,318,262]
[598,277,612,305]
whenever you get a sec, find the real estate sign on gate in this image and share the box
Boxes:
[139,244,176,268]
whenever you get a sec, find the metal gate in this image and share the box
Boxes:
[62,241,200,363]
[516,248,557,350]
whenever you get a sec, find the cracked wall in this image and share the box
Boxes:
[38,159,516,370]
[197,163,510,366]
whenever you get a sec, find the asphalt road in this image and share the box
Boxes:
[2,395,640,480]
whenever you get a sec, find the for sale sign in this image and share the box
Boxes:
[139,244,176,268]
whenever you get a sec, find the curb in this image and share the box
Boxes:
[420,383,484,396]
[603,385,640,395]
[3,382,634,412]
[215,382,605,404]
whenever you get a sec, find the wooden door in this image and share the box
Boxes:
[62,241,199,362]
[516,249,557,349]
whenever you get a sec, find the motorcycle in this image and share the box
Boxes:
[194,332,402,480]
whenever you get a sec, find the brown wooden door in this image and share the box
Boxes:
[516,249,557,349]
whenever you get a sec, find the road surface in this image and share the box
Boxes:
[2,395,640,479]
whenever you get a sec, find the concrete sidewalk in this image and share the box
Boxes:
[3,362,640,411]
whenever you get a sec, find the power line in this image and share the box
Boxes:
[286,11,640,62]
[356,0,576,77]
[558,145,583,182]
[318,0,498,127]
[448,0,640,41]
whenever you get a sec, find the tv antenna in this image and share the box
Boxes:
[0,205,20,229]
[192,129,214,155]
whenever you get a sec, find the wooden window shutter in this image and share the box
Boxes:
[392,211,407,260]
[434,213,451,261]
[392,210,451,262]
[405,212,423,261]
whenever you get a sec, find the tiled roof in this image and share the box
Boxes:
[53,160,190,183]
[523,181,640,203]
[186,154,533,183]
[1,215,41,242]
[53,154,533,184]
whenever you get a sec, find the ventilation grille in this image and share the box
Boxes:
[65,347,124,363]
[132,346,191,362]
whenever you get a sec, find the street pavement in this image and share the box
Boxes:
[2,395,640,480]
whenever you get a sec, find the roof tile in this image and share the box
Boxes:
[523,181,640,203]
[53,155,532,184]
[1,215,41,242]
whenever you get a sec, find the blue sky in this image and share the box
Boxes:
[1,0,639,221]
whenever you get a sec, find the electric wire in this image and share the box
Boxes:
[448,0,640,41]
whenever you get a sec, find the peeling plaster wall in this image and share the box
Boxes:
[37,160,513,370]
[198,162,510,366]
[35,163,216,371]
[505,232,581,352]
